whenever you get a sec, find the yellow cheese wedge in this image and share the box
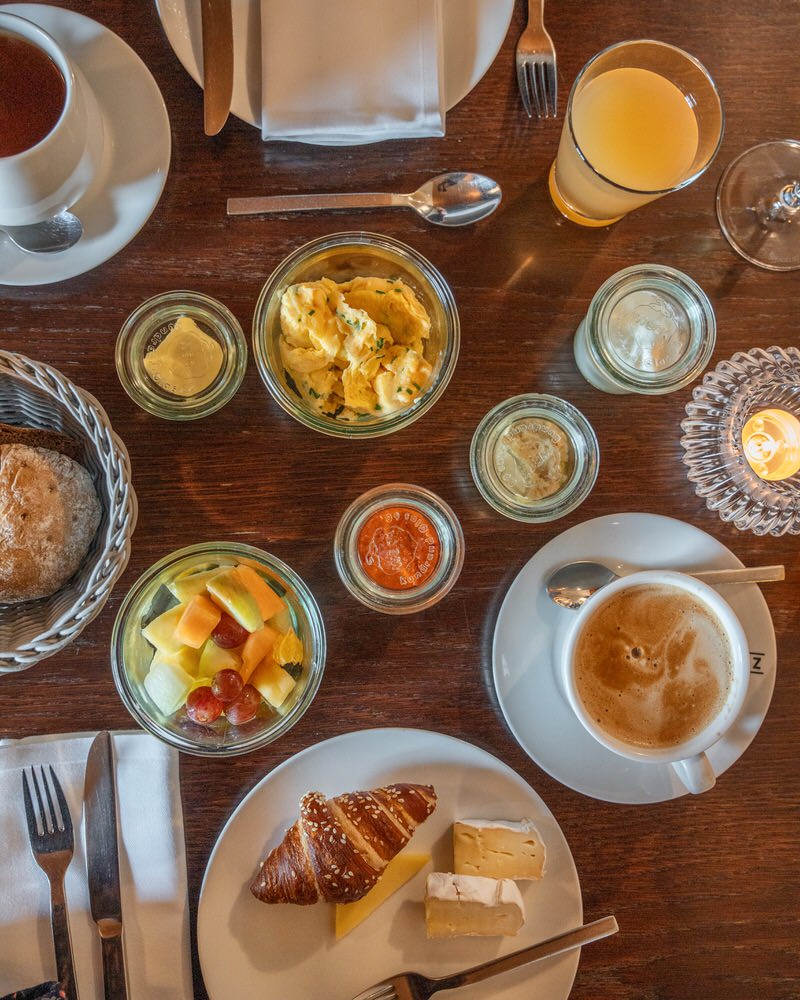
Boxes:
[335,853,429,940]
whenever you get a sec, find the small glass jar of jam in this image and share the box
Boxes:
[334,483,464,614]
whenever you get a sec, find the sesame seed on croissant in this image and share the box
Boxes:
[250,782,437,905]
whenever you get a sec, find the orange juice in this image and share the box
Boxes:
[551,66,700,225]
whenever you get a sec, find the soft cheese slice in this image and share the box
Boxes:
[453,818,546,881]
[424,873,525,938]
[335,852,430,940]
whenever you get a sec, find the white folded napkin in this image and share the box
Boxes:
[0,732,192,1000]
[260,0,445,144]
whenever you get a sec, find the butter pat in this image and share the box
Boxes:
[143,315,224,397]
[424,872,525,938]
[453,818,546,881]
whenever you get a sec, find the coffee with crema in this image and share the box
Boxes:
[573,583,734,750]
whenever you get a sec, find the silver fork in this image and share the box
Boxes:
[350,915,618,1000]
[22,766,80,1000]
[515,0,558,118]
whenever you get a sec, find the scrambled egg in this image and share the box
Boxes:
[279,276,433,421]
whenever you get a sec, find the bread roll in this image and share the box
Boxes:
[0,444,101,604]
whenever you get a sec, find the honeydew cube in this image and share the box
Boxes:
[160,644,201,677]
[167,567,227,603]
[197,639,242,679]
[174,594,222,649]
[207,570,264,633]
[142,604,186,655]
[240,625,280,683]
[143,656,195,716]
[250,658,296,708]
[269,607,294,634]
[234,564,286,621]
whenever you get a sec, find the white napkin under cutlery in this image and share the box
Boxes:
[0,731,192,1000]
[260,0,445,144]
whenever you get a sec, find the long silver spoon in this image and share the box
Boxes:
[546,560,785,610]
[226,171,502,227]
[0,211,83,254]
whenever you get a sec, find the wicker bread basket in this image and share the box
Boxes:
[0,351,137,673]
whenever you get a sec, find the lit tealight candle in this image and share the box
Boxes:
[741,408,800,481]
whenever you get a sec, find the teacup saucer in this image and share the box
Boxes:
[0,5,171,286]
[492,512,777,804]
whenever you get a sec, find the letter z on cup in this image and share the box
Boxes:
[559,569,749,794]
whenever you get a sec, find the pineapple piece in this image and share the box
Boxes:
[159,644,201,677]
[250,658,296,708]
[234,564,287,621]
[197,639,242,679]
[142,604,186,656]
[240,625,280,684]
[207,569,264,633]
[143,656,195,715]
[174,594,222,649]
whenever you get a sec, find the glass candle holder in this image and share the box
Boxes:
[681,346,800,536]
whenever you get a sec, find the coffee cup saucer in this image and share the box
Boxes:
[0,4,171,287]
[492,512,777,804]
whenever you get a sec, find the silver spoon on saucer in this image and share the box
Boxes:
[0,211,84,254]
[546,560,785,610]
[227,171,502,227]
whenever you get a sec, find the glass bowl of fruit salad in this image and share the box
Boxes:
[110,542,326,757]
[252,231,460,439]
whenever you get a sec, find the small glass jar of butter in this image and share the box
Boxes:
[116,290,247,420]
[574,264,716,395]
[470,394,599,522]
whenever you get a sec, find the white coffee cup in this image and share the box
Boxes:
[0,12,105,226]
[559,570,750,795]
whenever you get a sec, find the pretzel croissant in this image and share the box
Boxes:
[250,782,437,905]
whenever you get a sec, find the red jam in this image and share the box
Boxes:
[357,505,440,591]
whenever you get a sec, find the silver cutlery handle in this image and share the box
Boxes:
[692,564,785,585]
[436,915,619,992]
[99,919,128,1000]
[49,872,79,1000]
[227,192,403,216]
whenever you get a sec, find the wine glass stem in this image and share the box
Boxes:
[769,181,800,221]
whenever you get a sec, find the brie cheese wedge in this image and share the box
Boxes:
[453,818,546,880]
[424,872,525,938]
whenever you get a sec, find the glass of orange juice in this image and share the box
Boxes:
[549,40,723,227]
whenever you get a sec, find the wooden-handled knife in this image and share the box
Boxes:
[201,0,234,135]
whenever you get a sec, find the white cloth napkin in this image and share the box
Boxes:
[0,732,192,1000]
[260,0,445,144]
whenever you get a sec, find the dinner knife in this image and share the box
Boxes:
[84,731,129,1000]
[201,0,234,135]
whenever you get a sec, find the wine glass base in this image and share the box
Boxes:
[716,140,800,271]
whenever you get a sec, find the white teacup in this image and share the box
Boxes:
[0,12,105,226]
[559,569,750,795]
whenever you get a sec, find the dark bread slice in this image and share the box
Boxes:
[0,421,82,462]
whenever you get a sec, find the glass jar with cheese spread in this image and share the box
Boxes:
[116,290,247,420]
[470,394,599,522]
[573,264,716,395]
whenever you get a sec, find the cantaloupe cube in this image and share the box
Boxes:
[197,640,242,679]
[234,564,286,621]
[142,604,186,655]
[250,658,296,708]
[174,594,222,649]
[143,656,195,715]
[240,625,280,683]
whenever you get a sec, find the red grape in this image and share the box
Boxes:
[186,686,223,724]
[225,684,261,725]
[211,668,243,703]
[211,613,249,649]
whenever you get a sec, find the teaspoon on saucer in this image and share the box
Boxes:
[226,171,502,227]
[546,560,785,610]
[0,211,83,254]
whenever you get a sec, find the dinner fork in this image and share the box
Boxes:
[22,766,79,1000]
[349,914,618,1000]
[515,0,558,118]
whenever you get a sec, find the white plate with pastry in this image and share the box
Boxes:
[198,728,583,1000]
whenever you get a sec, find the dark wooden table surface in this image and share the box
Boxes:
[3,1,799,997]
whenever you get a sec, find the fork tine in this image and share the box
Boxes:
[22,769,40,837]
[31,766,52,834]
[48,765,73,837]
[351,983,398,1000]
[531,62,545,118]
[40,766,60,833]
[546,61,558,117]
[516,60,533,117]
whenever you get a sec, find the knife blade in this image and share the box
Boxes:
[201,0,234,135]
[84,731,128,1000]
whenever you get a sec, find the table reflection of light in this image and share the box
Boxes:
[741,408,800,481]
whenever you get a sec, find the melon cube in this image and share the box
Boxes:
[250,658,296,708]
[197,639,242,679]
[143,656,195,715]
[142,604,186,656]
[174,594,222,649]
[207,569,263,633]
[168,567,227,603]
[240,625,279,683]
[235,564,286,621]
[160,644,201,677]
